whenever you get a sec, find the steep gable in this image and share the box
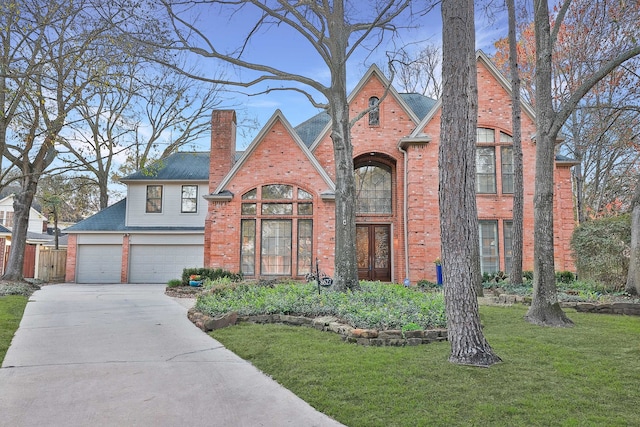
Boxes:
[212,110,335,197]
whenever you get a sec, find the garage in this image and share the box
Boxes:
[76,245,123,283]
[128,244,203,284]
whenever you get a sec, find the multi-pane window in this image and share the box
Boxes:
[146,185,163,213]
[240,185,313,277]
[476,147,497,193]
[261,220,292,275]
[240,220,256,276]
[181,185,198,213]
[479,220,499,274]
[355,164,392,214]
[501,147,514,194]
[476,128,514,195]
[368,96,380,126]
[0,211,13,228]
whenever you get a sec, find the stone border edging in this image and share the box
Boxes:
[187,308,448,347]
[560,301,640,315]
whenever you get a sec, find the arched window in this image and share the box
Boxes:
[355,163,392,214]
[368,96,380,126]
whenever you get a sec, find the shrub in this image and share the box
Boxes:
[166,279,182,288]
[555,271,576,284]
[181,268,242,285]
[571,215,630,290]
[417,279,439,290]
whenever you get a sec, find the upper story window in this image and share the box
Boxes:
[476,128,514,195]
[146,185,163,213]
[355,163,392,214]
[368,96,380,126]
[181,185,198,213]
[0,211,14,228]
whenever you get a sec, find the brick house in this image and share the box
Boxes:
[204,51,576,284]
[64,51,576,284]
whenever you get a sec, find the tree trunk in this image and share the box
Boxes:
[440,0,501,367]
[2,178,38,281]
[625,176,640,295]
[525,0,573,327]
[507,0,524,286]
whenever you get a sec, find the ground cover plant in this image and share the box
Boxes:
[211,305,640,427]
[196,281,446,330]
[0,295,28,364]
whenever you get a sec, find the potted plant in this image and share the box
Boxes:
[189,274,203,287]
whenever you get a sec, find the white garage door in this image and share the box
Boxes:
[76,245,123,284]
[129,245,203,284]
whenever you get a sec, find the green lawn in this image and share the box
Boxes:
[211,306,640,427]
[0,295,28,365]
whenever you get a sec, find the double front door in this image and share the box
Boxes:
[356,224,391,281]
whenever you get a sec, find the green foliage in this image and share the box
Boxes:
[416,279,439,290]
[166,279,182,288]
[196,281,446,330]
[181,267,242,285]
[0,283,38,296]
[555,270,576,284]
[571,215,631,290]
[523,271,534,281]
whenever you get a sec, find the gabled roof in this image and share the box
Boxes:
[120,152,210,182]
[213,110,336,195]
[293,93,436,148]
[293,64,437,149]
[0,224,10,234]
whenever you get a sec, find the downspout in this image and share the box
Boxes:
[397,141,410,283]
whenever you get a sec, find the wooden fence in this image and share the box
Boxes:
[38,248,67,282]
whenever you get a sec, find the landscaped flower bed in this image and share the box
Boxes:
[195,280,446,331]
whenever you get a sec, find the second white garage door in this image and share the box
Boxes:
[128,244,203,284]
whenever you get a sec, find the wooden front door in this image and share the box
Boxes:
[356,224,391,281]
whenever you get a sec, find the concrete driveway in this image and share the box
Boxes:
[0,284,344,427]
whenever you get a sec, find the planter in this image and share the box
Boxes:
[189,280,202,287]
[436,264,443,286]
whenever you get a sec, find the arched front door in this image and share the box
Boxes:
[356,224,391,281]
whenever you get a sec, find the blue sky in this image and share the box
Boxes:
[178,3,509,150]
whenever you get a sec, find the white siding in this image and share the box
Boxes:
[126,182,208,227]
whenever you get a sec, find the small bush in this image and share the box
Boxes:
[166,279,182,288]
[417,279,439,290]
[523,271,534,281]
[555,271,576,284]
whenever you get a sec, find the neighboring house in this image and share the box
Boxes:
[65,153,209,283]
[65,51,577,285]
[0,194,61,278]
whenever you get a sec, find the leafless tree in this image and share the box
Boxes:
[130,0,432,291]
[393,43,442,98]
[526,0,640,326]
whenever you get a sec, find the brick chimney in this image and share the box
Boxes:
[209,110,237,193]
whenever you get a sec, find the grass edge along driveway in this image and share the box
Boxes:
[211,305,640,427]
[0,295,28,365]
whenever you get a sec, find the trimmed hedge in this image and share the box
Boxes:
[181,267,242,285]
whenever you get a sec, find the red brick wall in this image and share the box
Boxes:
[120,234,129,283]
[65,234,77,282]
[204,59,576,283]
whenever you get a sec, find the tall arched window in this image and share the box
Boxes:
[355,163,392,214]
[368,96,380,126]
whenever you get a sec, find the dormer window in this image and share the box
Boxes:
[368,96,380,126]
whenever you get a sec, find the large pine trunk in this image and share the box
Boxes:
[525,0,573,327]
[440,0,501,367]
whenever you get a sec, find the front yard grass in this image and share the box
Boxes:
[0,295,28,365]
[211,305,640,427]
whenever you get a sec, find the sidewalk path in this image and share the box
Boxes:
[0,284,344,427]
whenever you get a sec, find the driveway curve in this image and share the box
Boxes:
[0,284,344,427]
